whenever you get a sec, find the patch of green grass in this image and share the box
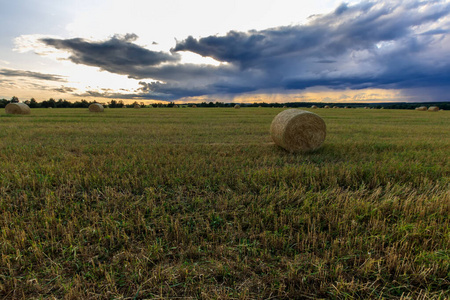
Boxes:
[0,108,449,299]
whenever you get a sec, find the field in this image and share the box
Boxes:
[0,107,449,299]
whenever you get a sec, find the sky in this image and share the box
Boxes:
[1,0,450,104]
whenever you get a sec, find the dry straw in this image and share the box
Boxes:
[89,103,104,112]
[415,106,427,111]
[311,105,318,109]
[5,103,31,115]
[270,109,326,152]
[234,104,240,109]
[134,104,141,109]
[192,105,197,108]
[428,106,439,111]
[324,105,330,109]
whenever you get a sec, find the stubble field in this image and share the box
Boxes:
[0,107,449,299]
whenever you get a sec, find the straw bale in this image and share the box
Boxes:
[428,106,439,111]
[311,105,318,109]
[234,104,240,109]
[5,103,31,115]
[270,109,326,152]
[324,105,330,109]
[89,103,104,112]
[134,104,141,109]
[192,105,197,108]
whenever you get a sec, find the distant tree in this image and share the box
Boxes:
[108,99,118,108]
[0,98,8,108]
[10,96,19,103]
[29,98,39,108]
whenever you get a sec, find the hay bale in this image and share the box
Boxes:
[415,106,427,111]
[324,105,330,109]
[134,104,141,109]
[173,105,179,108]
[89,103,104,112]
[234,104,241,109]
[270,109,326,152]
[428,106,439,111]
[311,105,318,109]
[192,105,197,108]
[283,105,287,108]
[5,103,31,115]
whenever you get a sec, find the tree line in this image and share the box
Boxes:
[1,97,449,110]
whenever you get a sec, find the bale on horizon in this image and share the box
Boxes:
[134,104,141,109]
[415,106,427,111]
[311,105,318,109]
[270,109,326,153]
[192,105,197,108]
[234,104,240,109]
[89,103,104,112]
[5,102,31,115]
[324,105,330,109]
[428,106,439,111]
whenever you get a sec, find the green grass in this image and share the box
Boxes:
[0,107,449,299]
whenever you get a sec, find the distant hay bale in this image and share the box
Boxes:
[283,105,287,108]
[134,104,141,109]
[415,106,427,111]
[192,105,197,108]
[428,106,439,111]
[311,105,318,109]
[173,105,179,108]
[324,105,330,109]
[234,104,240,109]
[5,103,31,115]
[270,109,326,153]
[333,106,338,109]
[89,103,104,112]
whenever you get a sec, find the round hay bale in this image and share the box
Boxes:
[324,105,330,109]
[311,105,318,109]
[134,104,141,109]
[283,105,287,108]
[428,106,439,111]
[89,103,104,112]
[270,109,326,152]
[5,103,31,115]
[415,106,427,111]
[192,105,197,108]
[173,105,179,108]
[234,104,240,109]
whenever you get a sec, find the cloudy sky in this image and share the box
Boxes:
[1,0,450,103]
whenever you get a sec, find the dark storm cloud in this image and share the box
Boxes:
[40,34,180,75]
[39,0,450,101]
[0,68,66,82]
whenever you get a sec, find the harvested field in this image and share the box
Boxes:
[0,108,449,299]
